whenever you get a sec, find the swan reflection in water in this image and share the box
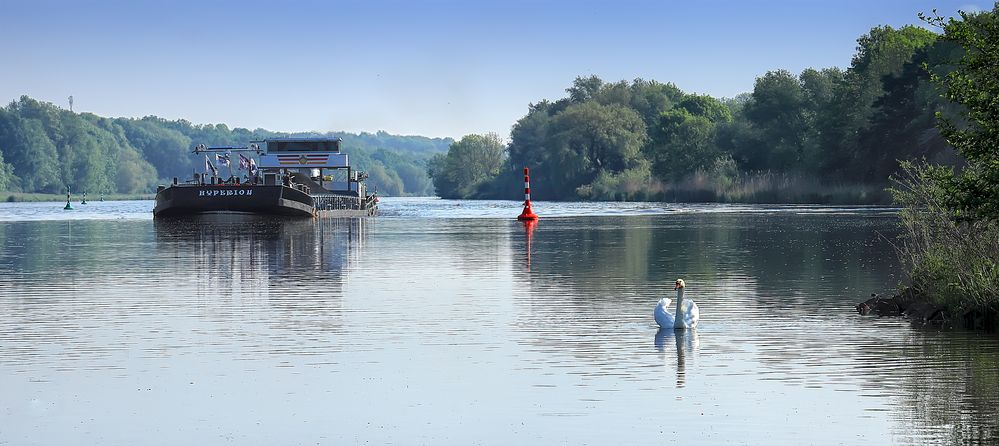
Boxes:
[655,328,700,388]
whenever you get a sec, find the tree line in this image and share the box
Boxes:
[0,98,451,196]
[429,22,964,203]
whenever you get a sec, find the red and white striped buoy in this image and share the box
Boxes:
[517,167,539,221]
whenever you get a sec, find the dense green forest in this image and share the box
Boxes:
[0,99,451,196]
[429,21,966,203]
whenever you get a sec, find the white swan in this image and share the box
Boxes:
[654,278,699,329]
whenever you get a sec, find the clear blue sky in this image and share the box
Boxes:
[0,0,989,139]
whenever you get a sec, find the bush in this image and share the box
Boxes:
[890,161,999,312]
[576,163,658,201]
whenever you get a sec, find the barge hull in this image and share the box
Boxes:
[153,185,315,217]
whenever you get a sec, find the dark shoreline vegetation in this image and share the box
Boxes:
[426,23,961,204]
[856,6,999,329]
[0,106,452,197]
[1,191,153,202]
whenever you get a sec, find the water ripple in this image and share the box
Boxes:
[0,202,996,445]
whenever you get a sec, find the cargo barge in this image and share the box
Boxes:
[153,138,377,218]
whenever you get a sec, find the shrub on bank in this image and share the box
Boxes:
[662,169,890,204]
[890,162,999,319]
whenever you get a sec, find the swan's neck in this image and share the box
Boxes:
[675,288,684,317]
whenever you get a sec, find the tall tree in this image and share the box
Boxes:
[543,102,647,198]
[738,70,810,171]
[646,94,730,180]
[566,75,605,103]
[923,5,999,220]
[820,25,937,177]
[0,151,16,191]
[647,109,716,179]
[427,133,506,198]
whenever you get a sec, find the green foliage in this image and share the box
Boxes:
[0,103,62,192]
[890,162,999,311]
[553,102,647,173]
[668,167,886,204]
[647,109,717,179]
[0,96,157,194]
[922,5,999,221]
[449,21,958,202]
[851,25,939,104]
[890,5,999,316]
[0,97,447,195]
[590,78,685,125]
[0,13,972,203]
[858,45,955,182]
[522,100,646,199]
[798,68,841,113]
[0,151,16,191]
[740,70,813,171]
[115,118,194,178]
[820,25,939,178]
[646,93,733,181]
[342,130,451,156]
[677,94,732,123]
[471,20,951,203]
[427,133,505,198]
[566,75,605,103]
[365,163,405,196]
[370,149,434,195]
[576,161,654,201]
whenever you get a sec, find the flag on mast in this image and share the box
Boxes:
[216,152,231,167]
[205,155,218,176]
[238,153,250,170]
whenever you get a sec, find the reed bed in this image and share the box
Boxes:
[890,162,999,317]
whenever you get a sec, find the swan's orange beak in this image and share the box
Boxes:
[673,282,681,290]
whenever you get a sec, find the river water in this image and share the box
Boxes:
[0,198,997,445]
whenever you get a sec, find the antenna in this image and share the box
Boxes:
[68,95,74,112]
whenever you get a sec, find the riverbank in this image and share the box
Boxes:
[883,164,999,333]
[1,191,154,202]
[571,171,890,204]
[658,172,891,204]
[857,288,999,332]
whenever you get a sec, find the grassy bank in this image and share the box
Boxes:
[664,171,891,204]
[891,163,999,330]
[1,191,154,203]
[580,168,892,204]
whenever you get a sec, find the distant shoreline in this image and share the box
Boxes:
[1,191,154,203]
[2,190,894,205]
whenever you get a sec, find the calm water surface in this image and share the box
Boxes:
[1,198,997,445]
